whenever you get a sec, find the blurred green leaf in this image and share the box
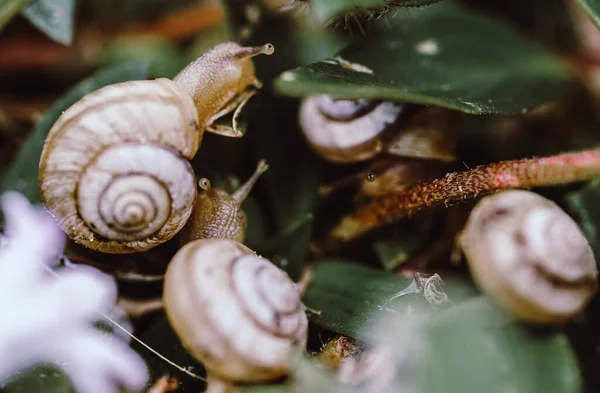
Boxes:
[576,0,600,30]
[421,299,581,393]
[310,0,384,22]
[302,261,430,339]
[0,61,151,204]
[309,0,443,22]
[275,1,570,114]
[303,261,478,340]
[373,217,437,271]
[21,0,76,45]
[259,213,313,280]
[566,179,600,266]
[3,365,73,393]
[0,0,31,30]
[102,36,185,78]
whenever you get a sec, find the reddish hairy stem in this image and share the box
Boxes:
[327,149,600,243]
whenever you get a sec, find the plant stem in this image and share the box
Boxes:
[327,149,600,243]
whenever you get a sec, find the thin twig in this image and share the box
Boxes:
[327,149,600,243]
[43,265,207,382]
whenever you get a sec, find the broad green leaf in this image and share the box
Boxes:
[0,61,151,204]
[373,217,437,271]
[21,0,76,45]
[421,299,581,393]
[259,214,313,280]
[3,365,73,393]
[102,36,186,78]
[576,0,600,30]
[275,1,570,114]
[309,0,443,22]
[0,0,31,30]
[301,261,477,339]
[566,179,600,266]
[310,0,384,22]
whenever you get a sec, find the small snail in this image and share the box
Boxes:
[163,238,308,384]
[459,190,599,325]
[299,96,458,164]
[299,95,403,163]
[38,42,274,254]
[181,160,269,244]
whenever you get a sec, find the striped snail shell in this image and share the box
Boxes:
[163,238,308,382]
[299,95,403,163]
[460,190,599,325]
[38,42,274,254]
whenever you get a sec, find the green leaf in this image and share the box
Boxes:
[576,0,600,30]
[418,299,581,393]
[0,61,151,204]
[3,364,74,393]
[274,1,570,114]
[102,36,186,78]
[310,0,385,22]
[566,179,600,266]
[259,213,313,280]
[0,0,31,30]
[373,217,437,271]
[309,0,443,22]
[301,261,477,339]
[21,0,76,45]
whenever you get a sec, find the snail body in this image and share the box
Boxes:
[163,238,308,382]
[38,42,274,254]
[181,160,269,244]
[460,190,598,325]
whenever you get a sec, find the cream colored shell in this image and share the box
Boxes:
[299,95,403,163]
[460,190,598,324]
[39,78,201,253]
[163,238,308,382]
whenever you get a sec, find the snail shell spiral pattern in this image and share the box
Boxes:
[163,238,308,382]
[299,94,403,163]
[460,190,599,324]
[39,78,201,253]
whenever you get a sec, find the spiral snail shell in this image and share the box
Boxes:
[459,190,599,324]
[163,238,308,382]
[299,95,403,163]
[38,42,274,254]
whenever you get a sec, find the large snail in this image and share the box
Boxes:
[38,42,274,254]
[163,238,308,387]
[460,190,599,325]
[299,95,458,164]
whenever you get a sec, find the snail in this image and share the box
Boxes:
[299,95,458,164]
[459,190,599,325]
[163,238,308,387]
[181,160,269,244]
[38,41,274,254]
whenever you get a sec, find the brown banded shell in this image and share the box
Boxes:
[460,190,599,324]
[163,238,308,382]
[299,95,403,163]
[39,79,200,253]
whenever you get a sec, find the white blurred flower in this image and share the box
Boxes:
[0,192,148,393]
